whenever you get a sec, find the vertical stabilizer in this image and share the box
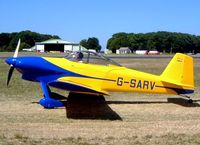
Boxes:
[161,53,194,89]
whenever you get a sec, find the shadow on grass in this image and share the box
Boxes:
[64,93,122,120]
[167,98,200,107]
[107,98,200,107]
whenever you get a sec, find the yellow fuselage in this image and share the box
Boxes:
[44,57,193,95]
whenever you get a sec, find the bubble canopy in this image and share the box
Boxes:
[65,51,121,66]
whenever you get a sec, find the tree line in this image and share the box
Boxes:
[0,30,60,51]
[1,30,200,53]
[107,31,200,53]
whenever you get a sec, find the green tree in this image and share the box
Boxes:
[80,39,88,49]
[80,37,101,52]
[107,32,130,53]
[0,30,60,51]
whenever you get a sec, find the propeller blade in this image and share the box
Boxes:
[6,38,20,86]
[7,66,14,86]
[13,39,21,58]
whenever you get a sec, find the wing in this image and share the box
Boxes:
[48,76,109,95]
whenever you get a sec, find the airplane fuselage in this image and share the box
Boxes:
[5,52,194,108]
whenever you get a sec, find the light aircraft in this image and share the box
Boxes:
[5,39,194,108]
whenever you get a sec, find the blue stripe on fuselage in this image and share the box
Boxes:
[15,56,84,82]
[15,56,67,74]
[155,85,194,94]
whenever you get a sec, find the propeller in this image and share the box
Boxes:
[7,66,14,86]
[14,39,20,58]
[6,39,21,86]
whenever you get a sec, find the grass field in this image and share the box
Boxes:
[0,53,200,145]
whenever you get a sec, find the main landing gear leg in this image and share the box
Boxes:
[180,95,193,104]
[39,82,64,108]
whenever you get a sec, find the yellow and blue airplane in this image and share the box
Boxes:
[5,39,194,108]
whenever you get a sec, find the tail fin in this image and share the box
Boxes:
[161,53,194,92]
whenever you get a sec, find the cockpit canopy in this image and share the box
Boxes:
[65,51,121,66]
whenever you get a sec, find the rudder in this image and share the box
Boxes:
[161,53,194,89]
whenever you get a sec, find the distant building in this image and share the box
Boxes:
[23,39,86,52]
[135,50,148,55]
[88,49,96,52]
[104,49,112,54]
[135,50,160,55]
[148,51,160,55]
[116,47,131,54]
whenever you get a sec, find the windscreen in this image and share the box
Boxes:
[65,51,121,66]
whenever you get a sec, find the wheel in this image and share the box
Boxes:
[188,99,193,104]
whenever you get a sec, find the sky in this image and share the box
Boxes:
[0,0,200,49]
